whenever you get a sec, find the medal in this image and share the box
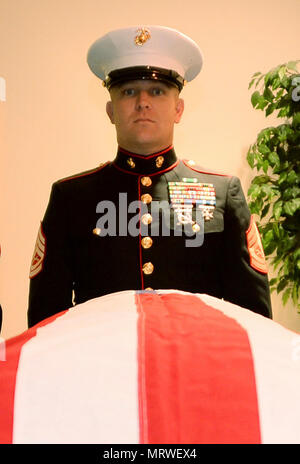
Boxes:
[168,179,216,224]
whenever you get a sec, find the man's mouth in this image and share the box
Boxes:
[134,118,155,123]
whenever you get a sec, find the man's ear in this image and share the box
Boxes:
[174,98,184,124]
[106,101,115,124]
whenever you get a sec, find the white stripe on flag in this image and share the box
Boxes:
[13,291,139,444]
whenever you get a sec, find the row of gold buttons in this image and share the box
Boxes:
[140,176,154,291]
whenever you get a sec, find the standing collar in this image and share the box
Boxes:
[112,145,178,175]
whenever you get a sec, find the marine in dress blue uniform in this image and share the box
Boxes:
[27,26,272,327]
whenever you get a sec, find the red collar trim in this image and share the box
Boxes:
[118,145,174,159]
[113,159,180,177]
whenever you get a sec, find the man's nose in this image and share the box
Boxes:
[135,90,151,110]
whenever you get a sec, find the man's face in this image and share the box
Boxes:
[106,79,184,155]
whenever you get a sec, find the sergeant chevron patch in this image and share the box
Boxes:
[246,216,268,274]
[29,223,46,279]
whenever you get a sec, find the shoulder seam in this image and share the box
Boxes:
[57,161,110,183]
[182,159,231,177]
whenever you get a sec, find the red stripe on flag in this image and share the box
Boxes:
[136,292,261,444]
[0,310,68,444]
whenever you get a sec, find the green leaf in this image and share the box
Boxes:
[251,91,269,110]
[263,87,274,102]
[273,201,283,220]
[272,77,281,90]
[278,65,287,81]
[263,228,274,244]
[292,284,299,305]
[261,184,275,198]
[278,106,289,117]
[283,187,300,201]
[257,127,273,143]
[265,103,276,117]
[278,171,288,185]
[286,170,298,184]
[292,198,300,211]
[275,88,285,100]
[264,69,277,86]
[268,151,280,166]
[248,199,264,215]
[284,200,297,216]
[282,287,292,305]
[264,241,277,256]
[247,150,255,168]
[251,91,261,107]
[283,257,291,276]
[252,71,262,78]
[248,79,256,90]
[294,249,300,261]
[255,74,265,88]
[281,75,290,89]
[269,277,278,286]
[258,143,271,155]
[248,183,261,198]
[252,175,271,185]
[257,97,269,110]
[277,278,289,293]
[292,112,300,126]
[262,160,269,173]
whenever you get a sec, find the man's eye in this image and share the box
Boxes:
[152,88,164,96]
[123,88,135,96]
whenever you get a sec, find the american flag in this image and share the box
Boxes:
[0,290,299,444]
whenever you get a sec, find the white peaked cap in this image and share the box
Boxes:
[87,25,203,91]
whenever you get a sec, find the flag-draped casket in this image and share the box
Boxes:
[0,290,299,444]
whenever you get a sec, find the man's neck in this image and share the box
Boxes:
[117,141,173,156]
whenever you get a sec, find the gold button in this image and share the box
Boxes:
[142,262,154,275]
[156,155,164,168]
[141,176,152,187]
[141,236,153,249]
[192,223,201,233]
[141,213,152,225]
[93,227,101,235]
[145,287,153,291]
[127,157,135,169]
[141,193,152,204]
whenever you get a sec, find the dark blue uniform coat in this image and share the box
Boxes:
[28,146,272,327]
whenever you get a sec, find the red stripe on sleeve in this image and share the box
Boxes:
[0,310,68,444]
[136,292,261,444]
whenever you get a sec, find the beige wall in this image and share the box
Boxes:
[1,0,300,338]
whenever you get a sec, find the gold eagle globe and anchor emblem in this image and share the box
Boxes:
[134,28,151,46]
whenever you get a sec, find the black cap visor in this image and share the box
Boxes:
[104,66,185,91]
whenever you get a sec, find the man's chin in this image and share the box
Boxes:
[123,137,166,154]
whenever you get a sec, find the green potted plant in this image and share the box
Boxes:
[247,61,300,311]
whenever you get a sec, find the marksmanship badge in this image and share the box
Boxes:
[135,28,151,46]
[168,178,216,227]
